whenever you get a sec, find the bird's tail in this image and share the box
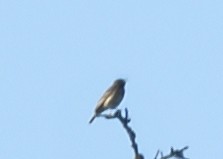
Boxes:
[89,115,96,124]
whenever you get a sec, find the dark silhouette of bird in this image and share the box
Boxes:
[89,79,126,124]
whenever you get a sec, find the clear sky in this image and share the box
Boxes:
[0,0,222,159]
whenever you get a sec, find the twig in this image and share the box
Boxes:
[154,150,160,159]
[154,146,189,159]
[99,108,144,159]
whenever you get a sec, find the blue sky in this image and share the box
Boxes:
[0,0,223,159]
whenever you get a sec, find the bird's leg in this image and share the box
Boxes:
[108,110,114,117]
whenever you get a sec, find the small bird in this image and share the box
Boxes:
[89,79,126,124]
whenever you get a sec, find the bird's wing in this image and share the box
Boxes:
[95,84,117,113]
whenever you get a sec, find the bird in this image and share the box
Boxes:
[89,79,126,124]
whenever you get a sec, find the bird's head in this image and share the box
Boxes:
[114,78,126,87]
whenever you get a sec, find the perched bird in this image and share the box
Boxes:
[89,79,126,124]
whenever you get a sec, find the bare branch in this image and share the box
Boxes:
[98,110,189,159]
[154,150,160,159]
[99,108,143,159]
[153,146,189,159]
